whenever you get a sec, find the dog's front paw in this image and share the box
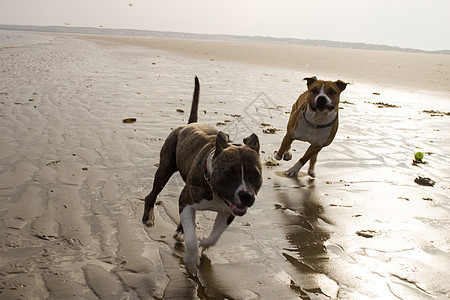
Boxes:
[274,151,282,160]
[285,163,302,177]
[285,169,298,177]
[308,169,316,178]
[184,250,200,274]
[142,210,155,227]
[282,151,292,161]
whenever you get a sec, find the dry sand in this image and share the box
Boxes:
[0,30,449,299]
[82,34,450,94]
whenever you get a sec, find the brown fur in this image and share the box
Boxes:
[275,76,347,177]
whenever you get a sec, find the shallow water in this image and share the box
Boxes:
[0,32,449,299]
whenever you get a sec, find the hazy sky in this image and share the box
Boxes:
[1,0,449,51]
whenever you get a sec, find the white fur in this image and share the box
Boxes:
[293,85,337,146]
[293,113,334,145]
[181,197,232,272]
[206,151,214,174]
[314,84,333,108]
[234,165,249,199]
[180,206,199,272]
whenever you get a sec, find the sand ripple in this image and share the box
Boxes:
[1,32,449,299]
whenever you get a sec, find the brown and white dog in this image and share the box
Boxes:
[275,76,347,177]
[142,77,262,273]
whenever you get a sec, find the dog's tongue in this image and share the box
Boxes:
[229,202,247,216]
[221,196,247,216]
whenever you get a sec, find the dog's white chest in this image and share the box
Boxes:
[293,118,332,145]
[192,195,229,212]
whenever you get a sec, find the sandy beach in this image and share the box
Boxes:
[0,30,449,299]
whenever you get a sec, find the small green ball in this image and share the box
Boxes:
[414,152,424,161]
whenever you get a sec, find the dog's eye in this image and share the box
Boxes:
[311,88,319,94]
[252,170,261,180]
[328,89,337,96]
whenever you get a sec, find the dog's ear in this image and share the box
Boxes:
[243,133,260,154]
[215,131,229,155]
[303,76,317,87]
[335,80,348,92]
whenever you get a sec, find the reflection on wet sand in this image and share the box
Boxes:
[273,177,338,299]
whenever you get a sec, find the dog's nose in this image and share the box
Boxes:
[316,96,327,106]
[238,191,254,207]
[315,96,332,111]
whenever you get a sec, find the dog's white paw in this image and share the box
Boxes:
[274,151,282,160]
[285,169,298,177]
[282,151,292,161]
[308,169,316,178]
[142,210,155,226]
[184,250,200,274]
[285,163,302,177]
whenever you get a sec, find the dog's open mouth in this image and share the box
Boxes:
[220,196,247,216]
[314,103,335,112]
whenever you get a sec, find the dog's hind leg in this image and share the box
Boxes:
[142,133,178,226]
[308,153,318,178]
[199,212,234,252]
[142,164,177,226]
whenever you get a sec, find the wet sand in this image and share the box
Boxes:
[0,30,449,299]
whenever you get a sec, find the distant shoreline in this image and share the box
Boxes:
[1,24,449,55]
[2,25,449,94]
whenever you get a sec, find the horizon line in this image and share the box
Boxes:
[1,24,449,55]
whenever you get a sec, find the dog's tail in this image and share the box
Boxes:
[188,76,200,124]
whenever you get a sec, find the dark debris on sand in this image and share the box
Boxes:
[414,176,436,187]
